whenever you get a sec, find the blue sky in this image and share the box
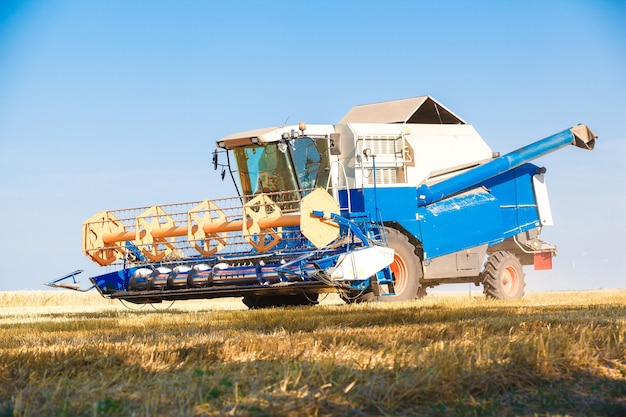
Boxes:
[0,0,624,292]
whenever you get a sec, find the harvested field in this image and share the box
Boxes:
[0,290,625,416]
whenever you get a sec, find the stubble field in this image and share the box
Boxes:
[0,289,625,416]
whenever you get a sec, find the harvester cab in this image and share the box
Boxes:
[220,123,331,198]
[48,96,596,308]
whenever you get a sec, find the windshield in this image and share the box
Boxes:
[232,137,330,202]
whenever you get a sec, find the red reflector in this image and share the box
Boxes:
[534,252,553,270]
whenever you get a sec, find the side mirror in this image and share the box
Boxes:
[212,150,218,170]
[329,133,341,155]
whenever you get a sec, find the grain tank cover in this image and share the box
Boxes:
[339,96,466,125]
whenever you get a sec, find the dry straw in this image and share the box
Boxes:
[0,290,624,416]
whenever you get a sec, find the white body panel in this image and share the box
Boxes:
[330,246,395,281]
[333,123,493,189]
[533,174,554,226]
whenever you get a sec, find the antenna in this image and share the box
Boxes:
[281,116,289,127]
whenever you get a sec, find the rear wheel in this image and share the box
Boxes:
[481,251,525,300]
[351,228,425,303]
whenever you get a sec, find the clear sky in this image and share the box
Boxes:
[0,0,624,292]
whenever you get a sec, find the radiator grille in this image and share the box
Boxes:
[364,168,398,185]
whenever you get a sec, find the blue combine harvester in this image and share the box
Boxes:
[48,97,596,308]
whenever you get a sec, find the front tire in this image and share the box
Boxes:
[481,251,525,300]
[353,227,425,302]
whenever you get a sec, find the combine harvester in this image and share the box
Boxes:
[48,96,596,308]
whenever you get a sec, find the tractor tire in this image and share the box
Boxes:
[481,251,526,300]
[352,227,425,303]
[242,293,319,309]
